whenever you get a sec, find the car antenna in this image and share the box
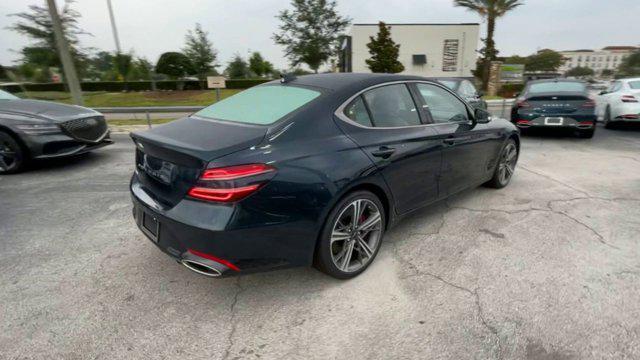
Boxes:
[280,73,297,83]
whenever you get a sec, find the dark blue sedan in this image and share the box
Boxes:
[130,73,520,279]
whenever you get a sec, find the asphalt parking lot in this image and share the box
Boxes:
[1,125,639,359]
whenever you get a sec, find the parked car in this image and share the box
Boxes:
[597,78,640,128]
[130,73,520,279]
[510,79,596,138]
[0,90,112,174]
[432,77,487,110]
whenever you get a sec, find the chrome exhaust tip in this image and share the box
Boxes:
[181,259,222,277]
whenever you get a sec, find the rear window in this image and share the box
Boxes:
[195,85,321,125]
[628,81,640,90]
[0,90,18,100]
[528,82,586,93]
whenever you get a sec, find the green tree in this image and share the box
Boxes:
[365,22,405,73]
[454,0,524,87]
[601,69,614,77]
[249,52,275,77]
[155,52,193,79]
[129,57,153,80]
[617,51,640,77]
[226,54,250,78]
[0,65,7,80]
[113,53,133,81]
[274,0,350,73]
[525,49,563,72]
[503,55,527,64]
[565,66,594,78]
[182,23,218,80]
[8,0,89,79]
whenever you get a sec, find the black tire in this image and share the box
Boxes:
[484,139,518,189]
[577,128,595,139]
[604,107,615,129]
[314,190,386,279]
[0,131,26,174]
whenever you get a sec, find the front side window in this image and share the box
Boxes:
[344,96,373,127]
[362,84,421,127]
[416,83,469,123]
[195,85,320,125]
[459,81,477,97]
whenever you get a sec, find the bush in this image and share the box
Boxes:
[498,83,525,98]
[0,79,273,93]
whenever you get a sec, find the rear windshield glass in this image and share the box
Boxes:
[528,82,586,93]
[0,90,18,100]
[437,80,458,90]
[628,81,640,90]
[195,85,321,125]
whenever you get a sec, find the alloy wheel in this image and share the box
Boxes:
[498,143,517,185]
[330,199,382,273]
[0,141,17,172]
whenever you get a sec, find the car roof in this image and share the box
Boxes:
[271,73,430,92]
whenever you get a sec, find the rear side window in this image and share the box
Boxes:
[195,85,320,125]
[628,81,640,90]
[344,96,373,127]
[0,90,18,100]
[528,82,586,93]
[362,84,421,127]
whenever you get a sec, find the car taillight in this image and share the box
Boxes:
[622,95,638,103]
[516,98,531,108]
[582,98,596,108]
[516,120,531,125]
[188,163,276,203]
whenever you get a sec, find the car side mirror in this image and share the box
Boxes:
[599,90,607,95]
[477,90,484,97]
[474,108,491,124]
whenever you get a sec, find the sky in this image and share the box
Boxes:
[0,0,639,71]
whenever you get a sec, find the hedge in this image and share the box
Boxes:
[0,79,273,93]
[497,83,525,98]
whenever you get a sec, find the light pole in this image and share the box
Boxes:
[46,0,83,105]
[106,0,122,54]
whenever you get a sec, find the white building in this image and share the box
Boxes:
[559,46,638,75]
[339,23,480,77]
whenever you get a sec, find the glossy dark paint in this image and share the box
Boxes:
[511,79,596,129]
[0,98,112,160]
[130,73,519,276]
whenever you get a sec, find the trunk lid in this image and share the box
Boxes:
[525,92,591,115]
[131,116,267,208]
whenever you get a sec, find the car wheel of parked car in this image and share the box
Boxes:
[604,106,614,129]
[485,139,518,189]
[0,131,26,174]
[315,190,386,279]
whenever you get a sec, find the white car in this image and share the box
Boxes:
[597,78,640,128]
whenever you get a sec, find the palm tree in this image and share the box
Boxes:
[454,0,523,87]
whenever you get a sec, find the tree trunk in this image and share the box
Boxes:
[482,14,497,90]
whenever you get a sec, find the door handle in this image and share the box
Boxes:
[371,146,395,159]
[443,137,456,146]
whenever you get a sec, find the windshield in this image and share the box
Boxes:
[0,90,19,100]
[528,81,586,93]
[195,85,321,125]
[437,80,459,91]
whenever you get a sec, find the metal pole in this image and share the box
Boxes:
[106,0,122,54]
[46,0,83,105]
[146,111,151,128]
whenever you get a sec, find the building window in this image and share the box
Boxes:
[442,39,459,72]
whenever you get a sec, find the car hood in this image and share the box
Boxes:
[0,99,100,123]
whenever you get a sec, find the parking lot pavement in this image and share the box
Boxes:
[1,125,639,360]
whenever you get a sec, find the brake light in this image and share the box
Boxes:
[516,99,531,108]
[622,95,638,103]
[578,121,594,125]
[516,120,531,125]
[188,163,276,203]
[582,98,596,108]
[201,164,275,180]
[188,248,240,271]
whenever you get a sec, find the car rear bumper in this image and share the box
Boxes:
[514,116,596,129]
[130,174,315,277]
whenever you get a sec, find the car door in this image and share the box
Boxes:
[412,82,503,197]
[335,83,442,214]
[604,81,622,117]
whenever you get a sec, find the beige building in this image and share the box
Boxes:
[339,23,480,77]
[559,46,638,75]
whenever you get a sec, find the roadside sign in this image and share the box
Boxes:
[207,76,226,89]
[500,64,525,83]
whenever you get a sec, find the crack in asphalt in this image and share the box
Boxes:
[519,165,591,197]
[223,277,244,360]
